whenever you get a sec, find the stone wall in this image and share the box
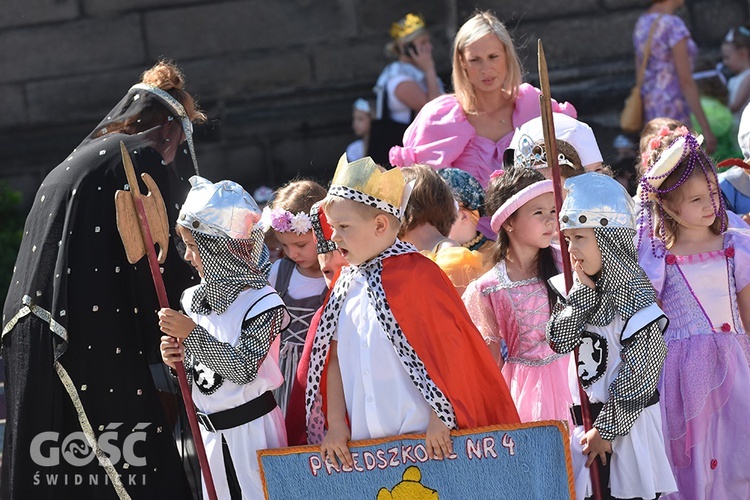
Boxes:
[1,0,745,212]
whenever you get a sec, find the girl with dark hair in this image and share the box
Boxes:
[463,168,572,428]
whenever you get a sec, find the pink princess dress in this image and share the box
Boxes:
[389,85,576,238]
[463,260,573,428]
[639,230,750,499]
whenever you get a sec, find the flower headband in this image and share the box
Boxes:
[490,180,554,233]
[260,206,312,235]
[640,125,689,170]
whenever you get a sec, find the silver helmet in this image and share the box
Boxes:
[178,175,261,239]
[559,172,635,231]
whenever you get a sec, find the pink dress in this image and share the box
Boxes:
[389,84,577,188]
[389,84,576,237]
[463,261,573,428]
[639,230,750,499]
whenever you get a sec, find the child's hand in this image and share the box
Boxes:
[160,335,184,369]
[425,412,453,460]
[319,422,352,471]
[580,427,612,468]
[158,308,196,339]
[742,213,750,225]
[572,258,596,290]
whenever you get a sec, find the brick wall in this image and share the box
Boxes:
[1,0,745,213]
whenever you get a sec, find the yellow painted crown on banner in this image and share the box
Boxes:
[331,154,406,211]
[390,13,426,41]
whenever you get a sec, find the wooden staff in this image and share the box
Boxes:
[115,141,218,500]
[538,40,603,499]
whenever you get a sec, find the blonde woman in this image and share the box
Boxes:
[389,11,575,236]
[369,13,444,166]
[390,11,576,188]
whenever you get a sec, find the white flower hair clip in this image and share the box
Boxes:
[267,207,312,235]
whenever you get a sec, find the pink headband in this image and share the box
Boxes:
[490,180,554,233]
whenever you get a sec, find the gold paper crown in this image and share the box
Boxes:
[330,154,406,218]
[390,13,426,41]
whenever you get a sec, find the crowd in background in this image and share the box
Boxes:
[3,2,750,499]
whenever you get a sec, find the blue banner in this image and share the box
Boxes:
[259,421,574,499]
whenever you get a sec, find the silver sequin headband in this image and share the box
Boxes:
[130,83,199,175]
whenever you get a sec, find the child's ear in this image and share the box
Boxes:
[374,213,389,235]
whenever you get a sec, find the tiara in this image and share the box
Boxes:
[390,13,426,40]
[329,153,409,220]
[513,135,574,171]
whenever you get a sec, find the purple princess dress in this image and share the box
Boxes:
[463,261,573,428]
[639,230,750,499]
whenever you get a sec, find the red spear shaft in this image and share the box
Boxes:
[538,41,603,499]
[118,141,218,500]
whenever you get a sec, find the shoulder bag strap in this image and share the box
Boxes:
[637,14,664,88]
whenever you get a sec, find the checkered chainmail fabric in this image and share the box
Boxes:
[596,318,666,440]
[589,227,657,326]
[546,227,667,440]
[183,305,287,393]
[189,228,269,315]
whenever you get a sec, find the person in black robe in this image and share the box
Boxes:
[2,60,206,499]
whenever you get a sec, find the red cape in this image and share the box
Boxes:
[381,253,519,428]
[287,253,519,444]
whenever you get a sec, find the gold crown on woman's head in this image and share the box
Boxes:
[328,154,409,220]
[390,13,426,41]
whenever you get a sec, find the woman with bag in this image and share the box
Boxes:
[368,13,444,166]
[632,0,716,151]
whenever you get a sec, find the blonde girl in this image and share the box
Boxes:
[639,131,750,498]
[263,180,328,415]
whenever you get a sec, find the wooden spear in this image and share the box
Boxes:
[538,40,603,499]
[115,141,218,500]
